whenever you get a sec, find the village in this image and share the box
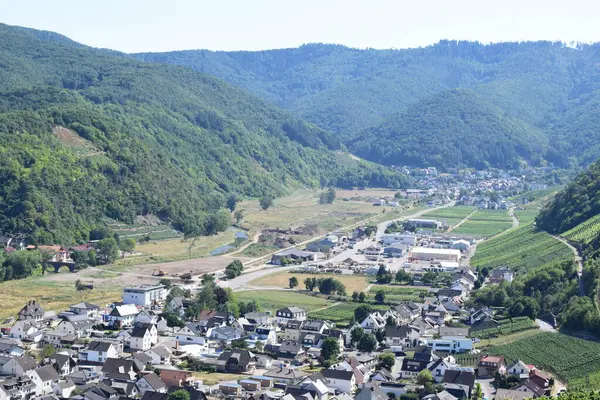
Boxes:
[0,199,563,400]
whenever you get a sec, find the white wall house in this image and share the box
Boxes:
[108,304,138,328]
[424,337,473,354]
[123,285,167,307]
[130,324,158,351]
[80,341,119,363]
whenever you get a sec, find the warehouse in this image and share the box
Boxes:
[381,232,417,246]
[405,219,443,230]
[409,247,461,263]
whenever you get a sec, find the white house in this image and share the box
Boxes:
[130,324,158,351]
[80,341,119,363]
[423,337,473,354]
[57,315,93,338]
[384,325,421,349]
[108,304,139,328]
[507,360,531,379]
[276,307,307,325]
[2,355,37,376]
[123,284,167,307]
[9,321,39,340]
[320,369,356,393]
[143,345,172,365]
[31,365,60,395]
[68,302,99,318]
[136,373,167,395]
[359,313,386,334]
[175,324,209,346]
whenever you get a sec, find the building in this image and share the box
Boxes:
[405,219,442,230]
[69,302,100,318]
[123,285,167,307]
[17,300,44,321]
[383,244,404,257]
[271,248,315,265]
[276,307,307,325]
[108,304,139,328]
[81,341,119,363]
[158,369,193,387]
[306,235,339,252]
[424,337,473,354]
[477,355,506,377]
[381,233,417,246]
[450,240,471,252]
[409,247,461,263]
[385,325,421,349]
[130,323,158,351]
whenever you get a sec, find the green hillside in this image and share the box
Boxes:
[0,24,407,245]
[135,41,600,169]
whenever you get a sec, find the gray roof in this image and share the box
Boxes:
[354,383,388,400]
[70,302,99,310]
[35,365,60,382]
[147,345,171,358]
[131,323,154,338]
[264,367,308,379]
[275,248,312,257]
[139,373,165,390]
[88,341,114,352]
[14,355,37,371]
[321,369,354,380]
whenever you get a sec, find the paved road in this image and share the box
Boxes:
[477,378,495,400]
[375,201,455,240]
[218,265,297,290]
[447,208,476,233]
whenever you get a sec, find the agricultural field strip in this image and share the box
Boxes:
[452,208,513,236]
[563,214,600,244]
[421,206,475,226]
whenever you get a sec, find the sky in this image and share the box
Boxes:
[2,0,600,53]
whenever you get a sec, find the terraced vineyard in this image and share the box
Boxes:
[421,206,475,228]
[453,209,513,237]
[471,223,572,273]
[563,214,600,244]
[470,317,536,339]
[490,332,600,389]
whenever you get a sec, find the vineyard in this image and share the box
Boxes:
[235,290,329,312]
[421,206,475,228]
[308,302,388,325]
[563,214,600,244]
[470,317,536,339]
[514,209,539,225]
[471,223,572,273]
[453,209,513,237]
[489,332,600,389]
[368,285,428,302]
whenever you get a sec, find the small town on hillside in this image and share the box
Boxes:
[0,165,575,400]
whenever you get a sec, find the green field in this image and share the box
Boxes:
[421,206,475,228]
[241,243,280,258]
[368,284,429,302]
[563,214,600,244]
[308,302,388,325]
[489,332,600,389]
[453,209,513,237]
[234,290,330,312]
[514,209,539,225]
[471,223,572,273]
[470,317,537,339]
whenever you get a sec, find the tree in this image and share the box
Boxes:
[90,226,114,241]
[201,274,215,285]
[416,370,433,385]
[225,260,243,279]
[321,337,341,361]
[376,265,393,284]
[471,383,483,400]
[119,238,136,253]
[87,249,97,266]
[319,188,336,204]
[234,210,244,224]
[395,269,411,283]
[305,277,317,291]
[357,334,377,352]
[354,305,372,322]
[259,196,274,211]
[350,326,364,345]
[159,278,172,289]
[378,352,395,370]
[358,292,366,302]
[375,329,386,343]
[231,338,247,349]
[289,276,299,289]
[3,250,43,279]
[71,250,88,268]
[352,291,359,301]
[41,344,56,358]
[227,194,238,212]
[97,238,119,264]
[375,290,386,304]
[168,389,191,400]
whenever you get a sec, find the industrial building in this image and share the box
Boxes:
[409,247,461,263]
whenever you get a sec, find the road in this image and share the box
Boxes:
[551,234,584,296]
[219,265,297,290]
[535,318,556,332]
[477,378,495,400]
[446,208,476,233]
[375,201,454,239]
[508,207,519,229]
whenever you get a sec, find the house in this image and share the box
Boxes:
[285,319,328,341]
[271,248,315,265]
[130,323,158,351]
[512,379,547,398]
[250,375,274,389]
[123,285,167,307]
[196,309,234,325]
[442,369,475,397]
[286,378,329,400]
[507,360,531,379]
[31,365,60,395]
[0,340,24,357]
[175,324,209,346]
[400,359,429,379]
[424,337,473,354]
[422,391,457,400]
[370,368,394,382]
[136,373,167,395]
[219,382,242,396]
[469,316,499,333]
[245,312,273,326]
[143,345,172,365]
[477,355,505,377]
[69,302,99,318]
[134,310,159,325]
[359,313,386,334]
[0,376,37,400]
[529,369,551,390]
[278,341,306,361]
[81,341,120,363]
[108,304,138,328]
[166,297,195,318]
[48,353,77,376]
[385,325,421,349]
[354,383,389,400]
[264,367,308,384]
[10,320,40,340]
[305,235,339,252]
[157,369,193,387]
[276,307,307,325]
[209,326,243,344]
[57,315,93,338]
[428,358,455,383]
[83,382,118,400]
[17,300,45,321]
[495,388,533,400]
[141,392,169,400]
[66,370,99,386]
[320,369,356,393]
[2,354,37,376]
[216,349,258,373]
[101,358,138,382]
[254,325,277,345]
[469,308,493,325]
[53,378,76,398]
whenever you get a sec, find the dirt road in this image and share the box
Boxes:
[551,234,584,296]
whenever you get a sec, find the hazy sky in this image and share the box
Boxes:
[3,0,599,53]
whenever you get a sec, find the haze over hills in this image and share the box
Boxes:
[0,24,407,244]
[135,41,600,169]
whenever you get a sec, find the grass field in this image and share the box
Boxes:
[248,272,370,293]
[308,302,388,325]
[368,284,428,302]
[421,206,475,228]
[514,209,539,225]
[489,332,600,389]
[192,371,248,385]
[453,209,513,237]
[0,277,122,320]
[470,317,536,339]
[234,290,330,312]
[241,243,280,258]
[471,223,572,273]
[474,328,543,348]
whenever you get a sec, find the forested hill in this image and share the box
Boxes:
[0,24,407,245]
[135,41,600,169]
